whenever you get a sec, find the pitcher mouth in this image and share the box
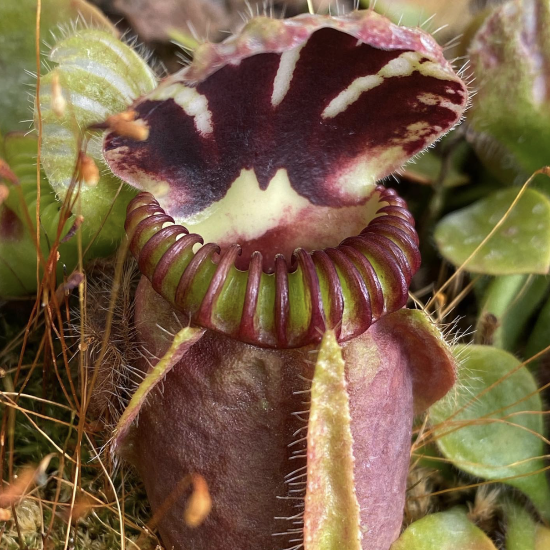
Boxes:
[125,185,420,349]
[102,8,467,349]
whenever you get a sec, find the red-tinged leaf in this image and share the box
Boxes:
[0,203,23,242]
[340,309,453,549]
[0,159,18,184]
[374,308,457,413]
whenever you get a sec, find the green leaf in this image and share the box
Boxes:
[0,0,113,134]
[0,2,143,275]
[434,188,550,275]
[38,28,157,249]
[430,345,550,520]
[477,275,549,350]
[3,133,72,240]
[0,203,42,296]
[404,141,470,188]
[468,0,550,181]
[0,132,80,296]
[504,500,550,550]
[390,508,497,550]
[525,292,550,370]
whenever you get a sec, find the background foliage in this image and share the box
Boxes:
[1,0,550,549]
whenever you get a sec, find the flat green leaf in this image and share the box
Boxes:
[477,274,549,350]
[0,203,42,296]
[403,140,470,188]
[391,508,497,550]
[430,345,550,520]
[504,500,550,550]
[412,443,455,481]
[434,188,550,275]
[525,292,550,370]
